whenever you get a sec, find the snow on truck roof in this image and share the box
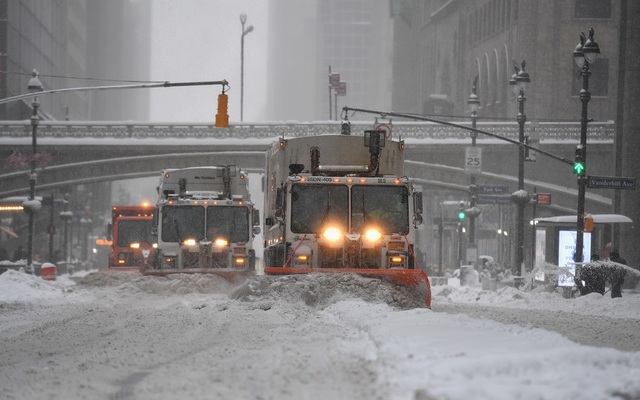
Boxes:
[534,214,633,224]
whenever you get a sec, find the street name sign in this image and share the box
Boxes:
[587,175,636,190]
[476,195,512,205]
[477,185,509,195]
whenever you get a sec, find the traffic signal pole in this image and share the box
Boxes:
[574,65,591,266]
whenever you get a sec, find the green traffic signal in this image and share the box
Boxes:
[457,210,466,220]
[574,146,585,176]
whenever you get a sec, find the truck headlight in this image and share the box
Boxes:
[322,226,342,242]
[214,238,229,247]
[364,228,382,242]
[183,238,197,246]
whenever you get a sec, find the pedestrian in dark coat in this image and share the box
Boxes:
[609,250,627,298]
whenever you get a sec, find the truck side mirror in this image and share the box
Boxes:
[413,192,423,214]
[252,209,260,226]
[275,187,285,220]
[413,192,424,227]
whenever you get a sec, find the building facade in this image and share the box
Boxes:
[392,0,640,270]
[266,0,393,122]
[0,0,151,121]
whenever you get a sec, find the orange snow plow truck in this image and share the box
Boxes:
[263,130,431,307]
[143,165,260,284]
[108,204,156,271]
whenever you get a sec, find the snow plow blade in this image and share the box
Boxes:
[141,268,254,285]
[264,267,431,308]
[99,267,143,273]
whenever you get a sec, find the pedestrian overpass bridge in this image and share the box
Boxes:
[0,119,616,215]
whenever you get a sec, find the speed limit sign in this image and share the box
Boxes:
[465,147,482,174]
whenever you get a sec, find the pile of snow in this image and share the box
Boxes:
[76,271,238,296]
[0,269,77,303]
[432,280,640,319]
[231,273,428,309]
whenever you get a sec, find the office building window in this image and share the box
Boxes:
[575,0,611,18]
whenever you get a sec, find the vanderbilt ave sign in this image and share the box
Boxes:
[587,175,636,190]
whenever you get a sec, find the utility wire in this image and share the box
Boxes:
[1,70,167,85]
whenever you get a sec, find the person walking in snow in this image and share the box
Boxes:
[609,249,627,298]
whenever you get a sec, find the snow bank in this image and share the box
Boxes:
[231,273,428,309]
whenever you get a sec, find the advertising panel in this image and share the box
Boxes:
[557,230,591,287]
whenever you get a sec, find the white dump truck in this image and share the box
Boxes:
[145,165,260,283]
[263,130,431,307]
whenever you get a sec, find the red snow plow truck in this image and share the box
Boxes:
[263,130,431,307]
[108,204,156,271]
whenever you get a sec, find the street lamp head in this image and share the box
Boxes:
[28,69,43,92]
[516,60,530,91]
[468,75,479,113]
[583,28,600,64]
[240,13,247,25]
[509,64,520,95]
[467,93,479,113]
[244,25,254,35]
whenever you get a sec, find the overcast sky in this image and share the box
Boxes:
[148,1,269,122]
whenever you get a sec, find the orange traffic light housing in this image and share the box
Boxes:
[584,214,594,232]
[215,93,229,127]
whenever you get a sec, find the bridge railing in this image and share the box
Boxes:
[0,120,615,142]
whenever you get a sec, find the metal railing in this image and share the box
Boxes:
[0,120,615,143]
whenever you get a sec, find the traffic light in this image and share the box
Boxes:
[573,145,585,176]
[215,93,229,128]
[341,120,351,135]
[457,202,466,220]
[584,214,594,232]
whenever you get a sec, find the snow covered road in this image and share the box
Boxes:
[1,270,639,400]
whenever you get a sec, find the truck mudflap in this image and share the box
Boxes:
[140,267,254,285]
[264,267,432,308]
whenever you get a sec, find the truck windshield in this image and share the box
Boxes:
[206,206,249,242]
[291,184,349,233]
[116,219,154,247]
[161,206,205,242]
[351,185,409,234]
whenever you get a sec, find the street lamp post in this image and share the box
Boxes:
[24,70,43,271]
[573,28,600,266]
[467,77,481,252]
[240,13,254,122]
[59,194,72,265]
[509,61,531,276]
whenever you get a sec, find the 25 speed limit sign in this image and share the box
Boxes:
[465,147,482,174]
